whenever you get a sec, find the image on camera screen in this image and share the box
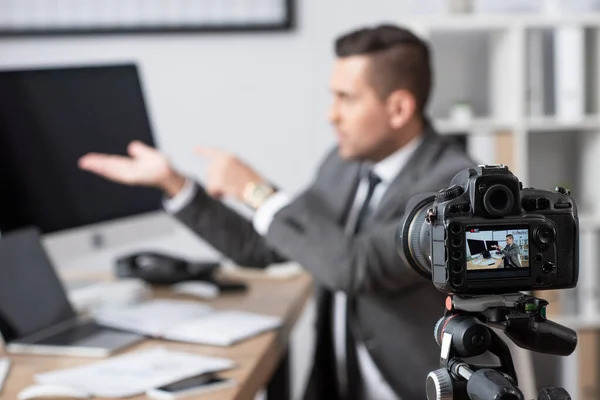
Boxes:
[465,227,529,271]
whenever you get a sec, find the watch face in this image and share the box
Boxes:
[244,183,274,208]
[255,185,271,197]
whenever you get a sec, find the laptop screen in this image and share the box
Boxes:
[0,227,75,342]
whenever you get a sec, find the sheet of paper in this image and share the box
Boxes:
[35,347,234,398]
[94,299,212,337]
[0,358,10,393]
[165,310,282,346]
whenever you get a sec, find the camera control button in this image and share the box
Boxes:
[536,198,550,210]
[542,261,556,274]
[555,202,572,209]
[452,276,464,287]
[523,198,537,211]
[535,253,543,262]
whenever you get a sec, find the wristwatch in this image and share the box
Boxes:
[243,181,276,209]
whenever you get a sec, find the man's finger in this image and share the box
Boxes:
[128,141,155,157]
[194,146,228,159]
[78,153,136,183]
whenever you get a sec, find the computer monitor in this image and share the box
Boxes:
[466,239,486,257]
[486,240,499,251]
[0,64,175,264]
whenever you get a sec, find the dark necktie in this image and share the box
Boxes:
[353,170,382,234]
[345,169,382,400]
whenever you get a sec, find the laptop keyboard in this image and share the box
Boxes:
[40,321,104,345]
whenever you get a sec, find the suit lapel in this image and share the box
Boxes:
[374,126,443,221]
[331,162,363,225]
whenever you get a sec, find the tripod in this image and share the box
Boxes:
[426,293,578,400]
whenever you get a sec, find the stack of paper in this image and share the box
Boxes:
[94,299,282,346]
[0,358,10,392]
[36,348,234,398]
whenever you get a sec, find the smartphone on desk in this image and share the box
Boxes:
[147,373,235,399]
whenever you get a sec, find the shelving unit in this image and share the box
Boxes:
[402,12,600,400]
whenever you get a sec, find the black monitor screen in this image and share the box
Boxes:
[0,64,161,234]
[466,239,486,256]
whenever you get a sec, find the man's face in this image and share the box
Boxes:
[328,55,392,160]
[507,237,514,245]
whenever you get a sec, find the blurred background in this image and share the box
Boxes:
[1,0,600,398]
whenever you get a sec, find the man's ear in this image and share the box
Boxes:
[386,89,417,130]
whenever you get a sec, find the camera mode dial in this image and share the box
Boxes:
[436,185,464,202]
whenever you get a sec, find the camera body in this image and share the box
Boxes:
[428,165,578,295]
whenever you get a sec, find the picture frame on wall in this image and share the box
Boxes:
[0,0,295,36]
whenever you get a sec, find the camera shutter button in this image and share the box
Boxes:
[555,186,571,196]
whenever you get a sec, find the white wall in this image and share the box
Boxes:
[0,0,412,194]
[0,1,414,398]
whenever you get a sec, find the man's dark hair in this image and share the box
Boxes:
[335,24,432,114]
[506,234,514,240]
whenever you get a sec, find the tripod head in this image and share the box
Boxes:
[426,293,577,400]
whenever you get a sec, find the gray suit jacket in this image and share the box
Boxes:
[500,243,522,268]
[174,126,475,399]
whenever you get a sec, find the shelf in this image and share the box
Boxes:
[433,118,514,134]
[526,116,600,131]
[405,13,600,31]
[432,116,600,134]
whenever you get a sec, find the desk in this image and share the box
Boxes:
[2,270,313,400]
[467,257,503,270]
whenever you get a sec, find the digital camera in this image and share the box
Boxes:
[397,165,579,294]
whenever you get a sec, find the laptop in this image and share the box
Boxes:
[0,227,144,357]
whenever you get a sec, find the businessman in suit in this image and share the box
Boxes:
[79,25,475,399]
[492,235,522,269]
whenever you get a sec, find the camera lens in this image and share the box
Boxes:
[451,224,462,234]
[451,237,462,247]
[535,225,555,245]
[452,250,462,261]
[452,263,463,274]
[483,184,515,216]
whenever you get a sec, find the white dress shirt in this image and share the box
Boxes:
[163,134,423,400]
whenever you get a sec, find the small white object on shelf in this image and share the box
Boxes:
[448,0,473,14]
[449,102,474,126]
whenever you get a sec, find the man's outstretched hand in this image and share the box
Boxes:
[195,146,266,201]
[78,141,186,197]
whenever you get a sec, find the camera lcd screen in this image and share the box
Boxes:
[465,226,530,279]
